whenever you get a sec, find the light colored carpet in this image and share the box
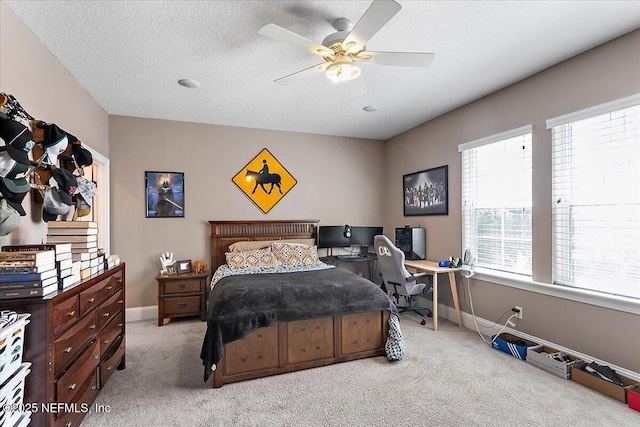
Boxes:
[82,315,638,426]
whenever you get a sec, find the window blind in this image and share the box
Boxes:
[460,129,532,276]
[551,103,640,300]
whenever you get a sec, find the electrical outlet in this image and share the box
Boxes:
[514,306,523,320]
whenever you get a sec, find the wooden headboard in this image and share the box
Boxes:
[208,220,319,274]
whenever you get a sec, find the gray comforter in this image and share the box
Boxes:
[200,267,396,381]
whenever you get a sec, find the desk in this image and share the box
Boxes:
[320,254,377,281]
[403,260,462,331]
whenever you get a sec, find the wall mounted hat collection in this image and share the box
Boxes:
[0,92,95,234]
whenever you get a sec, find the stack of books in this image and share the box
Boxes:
[0,249,58,299]
[2,243,77,290]
[46,221,100,280]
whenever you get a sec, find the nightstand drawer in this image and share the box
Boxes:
[163,296,201,315]
[163,279,202,294]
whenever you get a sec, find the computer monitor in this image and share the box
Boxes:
[350,226,384,248]
[318,226,351,248]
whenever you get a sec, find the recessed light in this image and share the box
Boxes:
[178,79,200,89]
[363,106,379,112]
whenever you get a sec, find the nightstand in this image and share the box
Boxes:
[156,271,208,326]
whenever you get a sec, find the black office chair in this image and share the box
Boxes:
[374,235,432,325]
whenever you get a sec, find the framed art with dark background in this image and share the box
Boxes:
[145,171,184,218]
[403,165,449,216]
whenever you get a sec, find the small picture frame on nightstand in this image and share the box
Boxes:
[177,260,193,274]
[165,264,177,275]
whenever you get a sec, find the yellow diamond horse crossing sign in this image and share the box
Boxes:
[232,148,297,214]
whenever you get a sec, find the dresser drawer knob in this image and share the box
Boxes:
[104,339,109,344]
[107,286,113,290]
[66,422,72,427]
[103,312,110,317]
[69,383,76,390]
[94,354,100,359]
[68,310,75,317]
[178,303,187,309]
[118,323,123,327]
[89,297,95,303]
[90,324,97,330]
[64,346,72,353]
[107,366,113,371]
[179,284,186,290]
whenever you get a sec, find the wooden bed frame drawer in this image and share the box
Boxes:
[97,290,123,330]
[287,317,334,364]
[56,339,100,404]
[54,312,97,376]
[163,295,201,316]
[53,295,80,335]
[224,325,278,375]
[80,274,122,316]
[341,311,384,355]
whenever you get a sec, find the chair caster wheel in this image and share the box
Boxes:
[420,320,426,325]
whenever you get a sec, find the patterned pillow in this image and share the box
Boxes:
[225,248,278,270]
[271,242,320,267]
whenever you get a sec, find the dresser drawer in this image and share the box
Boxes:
[53,296,80,335]
[54,312,98,376]
[97,290,124,330]
[56,340,100,404]
[162,279,202,294]
[163,295,201,316]
[100,336,125,387]
[98,311,123,358]
[54,369,99,427]
[79,273,123,316]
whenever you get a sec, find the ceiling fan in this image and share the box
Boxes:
[258,0,435,94]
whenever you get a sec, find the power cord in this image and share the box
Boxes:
[465,275,519,346]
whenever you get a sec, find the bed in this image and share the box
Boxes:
[200,220,397,388]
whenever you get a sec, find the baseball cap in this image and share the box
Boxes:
[0,150,30,193]
[0,117,35,165]
[0,198,20,236]
[42,187,72,222]
[32,120,69,165]
[75,193,92,217]
[72,142,93,167]
[50,166,78,205]
[0,93,34,128]
[0,175,28,216]
[76,177,96,206]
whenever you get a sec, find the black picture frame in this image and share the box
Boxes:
[403,165,449,216]
[145,171,184,218]
[176,260,193,274]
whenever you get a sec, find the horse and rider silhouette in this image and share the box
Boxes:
[246,159,282,195]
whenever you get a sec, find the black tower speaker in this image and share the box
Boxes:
[395,226,426,260]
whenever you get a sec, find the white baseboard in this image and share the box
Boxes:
[125,305,157,322]
[435,302,640,383]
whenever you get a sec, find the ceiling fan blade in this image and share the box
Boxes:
[259,24,334,57]
[273,62,329,86]
[341,0,402,53]
[357,51,435,68]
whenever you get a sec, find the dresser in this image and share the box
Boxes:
[156,271,207,326]
[0,263,125,427]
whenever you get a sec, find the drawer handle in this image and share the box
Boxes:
[179,284,186,290]
[94,355,100,359]
[118,323,123,327]
[68,310,75,317]
[90,324,97,330]
[118,300,123,304]
[69,383,76,390]
[66,422,72,427]
[178,303,187,309]
[64,346,72,353]
[107,286,113,290]
[89,297,95,303]
[104,339,110,344]
[107,366,113,371]
[103,312,110,317]
[91,386,97,390]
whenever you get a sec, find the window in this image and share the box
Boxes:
[459,126,533,276]
[548,95,640,300]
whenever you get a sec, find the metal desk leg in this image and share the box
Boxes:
[448,271,462,327]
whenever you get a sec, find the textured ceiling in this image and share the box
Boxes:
[6,1,640,141]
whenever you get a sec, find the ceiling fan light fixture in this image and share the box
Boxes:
[325,61,361,83]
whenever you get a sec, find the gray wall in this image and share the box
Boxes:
[384,29,640,373]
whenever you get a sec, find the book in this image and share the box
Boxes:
[57,258,73,270]
[61,274,80,289]
[0,282,57,299]
[47,234,98,243]
[2,243,72,254]
[0,281,44,291]
[0,250,55,261]
[47,221,98,228]
[0,268,58,283]
[70,241,98,249]
[46,228,99,236]
[56,252,72,262]
[0,265,55,273]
